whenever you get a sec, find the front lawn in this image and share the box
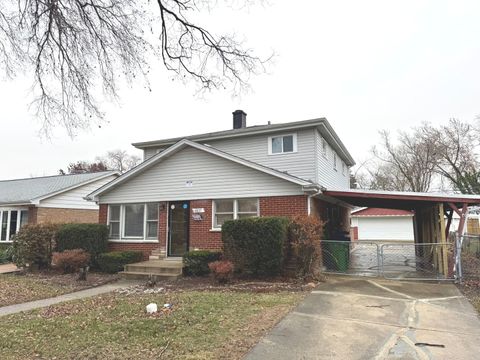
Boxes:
[0,272,119,307]
[0,288,304,359]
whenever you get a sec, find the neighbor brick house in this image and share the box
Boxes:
[0,171,118,242]
[88,111,355,259]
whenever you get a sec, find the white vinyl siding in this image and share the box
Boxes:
[100,147,304,203]
[144,148,165,160]
[354,217,414,241]
[314,130,350,189]
[40,175,117,209]
[206,128,316,182]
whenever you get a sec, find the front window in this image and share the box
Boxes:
[0,209,28,242]
[213,198,259,228]
[124,204,145,237]
[269,134,297,154]
[108,203,159,240]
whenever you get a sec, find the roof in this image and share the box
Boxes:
[323,188,480,210]
[88,139,316,201]
[351,207,414,217]
[0,171,118,206]
[132,117,356,167]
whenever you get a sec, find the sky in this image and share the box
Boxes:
[1,0,480,179]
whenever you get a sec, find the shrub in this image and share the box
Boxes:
[222,217,290,277]
[288,215,324,279]
[208,260,234,283]
[52,249,91,273]
[97,251,144,273]
[12,223,60,269]
[56,224,108,266]
[183,250,222,276]
[0,246,13,264]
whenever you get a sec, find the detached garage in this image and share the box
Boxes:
[351,207,414,242]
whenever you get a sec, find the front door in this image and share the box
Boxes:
[168,201,190,257]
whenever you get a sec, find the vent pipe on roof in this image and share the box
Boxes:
[232,110,247,129]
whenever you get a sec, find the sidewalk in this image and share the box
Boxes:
[0,280,137,317]
[0,263,20,274]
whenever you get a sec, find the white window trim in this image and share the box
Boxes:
[267,133,298,155]
[211,198,260,230]
[0,208,28,242]
[333,153,338,171]
[342,161,346,176]
[108,203,159,241]
[321,138,328,159]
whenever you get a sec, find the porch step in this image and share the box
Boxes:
[120,260,183,280]
[149,248,167,260]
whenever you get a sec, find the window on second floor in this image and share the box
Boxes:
[342,162,346,175]
[333,153,337,171]
[321,138,328,158]
[268,133,297,155]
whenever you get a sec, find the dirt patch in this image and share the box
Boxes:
[19,270,119,288]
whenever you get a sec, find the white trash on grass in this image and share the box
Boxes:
[146,303,158,314]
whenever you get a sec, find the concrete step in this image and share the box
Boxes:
[120,271,181,281]
[125,265,182,275]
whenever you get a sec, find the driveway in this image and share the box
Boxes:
[245,277,480,359]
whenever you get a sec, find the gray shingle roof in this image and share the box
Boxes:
[0,171,117,205]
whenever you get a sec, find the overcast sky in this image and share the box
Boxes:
[1,0,480,180]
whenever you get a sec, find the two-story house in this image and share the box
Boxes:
[87,111,355,259]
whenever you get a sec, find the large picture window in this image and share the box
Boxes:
[108,203,159,240]
[0,209,28,242]
[213,198,259,228]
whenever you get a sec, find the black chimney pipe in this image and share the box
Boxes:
[232,110,247,129]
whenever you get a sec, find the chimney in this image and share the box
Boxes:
[232,110,247,129]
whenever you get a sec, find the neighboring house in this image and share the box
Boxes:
[87,110,356,259]
[0,171,118,242]
[351,208,415,242]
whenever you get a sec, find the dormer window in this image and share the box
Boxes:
[268,133,297,155]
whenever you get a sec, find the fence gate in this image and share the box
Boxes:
[321,240,455,280]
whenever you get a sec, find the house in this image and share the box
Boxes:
[87,110,356,261]
[350,207,415,242]
[0,171,118,242]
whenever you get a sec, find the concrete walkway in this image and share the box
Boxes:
[0,280,137,317]
[0,263,20,274]
[246,277,480,359]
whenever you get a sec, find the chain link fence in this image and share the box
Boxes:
[458,235,480,283]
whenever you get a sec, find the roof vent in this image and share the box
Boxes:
[232,110,247,129]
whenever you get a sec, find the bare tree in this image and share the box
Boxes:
[97,149,141,173]
[421,119,480,194]
[370,129,438,192]
[0,1,266,136]
[59,160,108,174]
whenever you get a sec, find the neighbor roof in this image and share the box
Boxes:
[0,171,118,206]
[88,139,316,201]
[351,207,414,217]
[132,117,356,167]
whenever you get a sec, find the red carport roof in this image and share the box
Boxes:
[323,189,480,210]
[351,207,414,216]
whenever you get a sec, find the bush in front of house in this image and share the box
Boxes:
[97,251,144,273]
[208,260,234,283]
[56,224,109,267]
[183,250,222,276]
[52,249,91,274]
[222,217,290,277]
[12,223,60,269]
[288,215,324,279]
[0,246,13,264]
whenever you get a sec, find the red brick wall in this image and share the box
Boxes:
[99,204,108,224]
[100,195,309,257]
[260,195,309,218]
[189,199,222,251]
[351,226,359,241]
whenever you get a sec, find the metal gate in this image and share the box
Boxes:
[321,240,455,280]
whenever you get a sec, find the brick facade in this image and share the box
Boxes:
[35,207,99,224]
[99,195,310,257]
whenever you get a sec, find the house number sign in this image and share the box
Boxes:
[192,208,205,213]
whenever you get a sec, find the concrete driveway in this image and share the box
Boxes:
[245,277,480,359]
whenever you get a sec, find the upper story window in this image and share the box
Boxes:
[333,153,337,171]
[213,198,259,229]
[268,133,297,155]
[321,138,328,158]
[342,162,346,175]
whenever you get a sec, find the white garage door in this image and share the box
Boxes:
[357,217,414,241]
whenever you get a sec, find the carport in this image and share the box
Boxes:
[317,189,480,279]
